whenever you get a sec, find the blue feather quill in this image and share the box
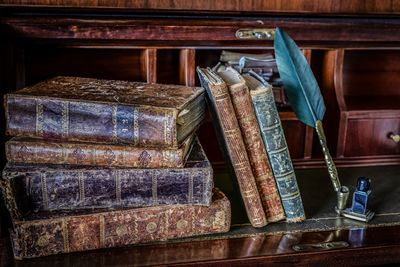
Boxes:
[274,27,325,128]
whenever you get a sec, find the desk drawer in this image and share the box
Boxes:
[344,118,400,157]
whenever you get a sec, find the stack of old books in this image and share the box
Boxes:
[1,76,231,259]
[213,50,289,108]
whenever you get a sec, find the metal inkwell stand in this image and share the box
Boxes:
[272,27,374,223]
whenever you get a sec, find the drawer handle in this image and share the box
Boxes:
[389,134,400,143]
[236,29,275,39]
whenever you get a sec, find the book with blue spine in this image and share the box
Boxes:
[244,72,305,223]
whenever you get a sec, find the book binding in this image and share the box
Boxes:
[1,138,213,220]
[197,67,267,228]
[9,188,231,260]
[218,68,285,223]
[5,76,205,148]
[248,75,305,223]
[6,134,194,168]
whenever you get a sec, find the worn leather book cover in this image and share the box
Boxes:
[245,74,305,223]
[5,76,205,148]
[6,133,194,168]
[8,188,231,260]
[217,68,285,223]
[220,50,274,63]
[1,138,213,221]
[197,67,267,228]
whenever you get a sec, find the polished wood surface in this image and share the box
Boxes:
[1,0,400,16]
[1,5,400,265]
[2,225,400,266]
[2,16,400,45]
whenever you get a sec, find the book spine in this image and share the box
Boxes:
[251,87,305,223]
[10,189,231,259]
[197,68,267,227]
[5,95,177,147]
[227,83,285,223]
[2,166,213,217]
[6,138,188,168]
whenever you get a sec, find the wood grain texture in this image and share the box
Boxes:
[140,48,157,83]
[344,118,400,157]
[3,225,400,266]
[1,0,400,15]
[301,49,314,159]
[3,16,400,44]
[179,49,195,86]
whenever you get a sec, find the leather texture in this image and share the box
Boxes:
[197,67,267,228]
[1,138,213,220]
[219,69,285,223]
[9,188,230,259]
[6,134,194,168]
[5,76,205,148]
[248,76,305,223]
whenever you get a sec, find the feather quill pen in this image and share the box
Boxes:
[274,27,349,209]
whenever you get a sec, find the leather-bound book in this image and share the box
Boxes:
[197,67,267,228]
[246,73,305,223]
[1,138,213,221]
[9,188,231,260]
[5,76,205,148]
[6,134,194,168]
[217,67,285,223]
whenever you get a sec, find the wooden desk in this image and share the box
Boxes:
[0,3,400,266]
[2,225,400,266]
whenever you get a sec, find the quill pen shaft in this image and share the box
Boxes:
[315,120,340,191]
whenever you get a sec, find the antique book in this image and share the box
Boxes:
[6,133,194,168]
[239,57,278,72]
[217,67,285,223]
[5,76,205,148]
[220,50,274,63]
[8,188,231,259]
[245,73,305,223]
[197,67,267,228]
[1,138,213,220]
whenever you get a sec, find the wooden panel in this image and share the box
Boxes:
[282,120,306,159]
[343,50,400,97]
[140,48,157,83]
[3,16,400,45]
[25,47,145,86]
[156,49,180,84]
[179,49,195,86]
[1,0,400,15]
[344,118,400,157]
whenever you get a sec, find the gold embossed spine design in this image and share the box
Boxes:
[9,189,230,259]
[5,76,205,148]
[219,69,285,223]
[6,135,194,168]
[197,67,267,227]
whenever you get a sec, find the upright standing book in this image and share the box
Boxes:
[197,67,267,228]
[217,67,285,223]
[5,76,205,148]
[245,73,305,223]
